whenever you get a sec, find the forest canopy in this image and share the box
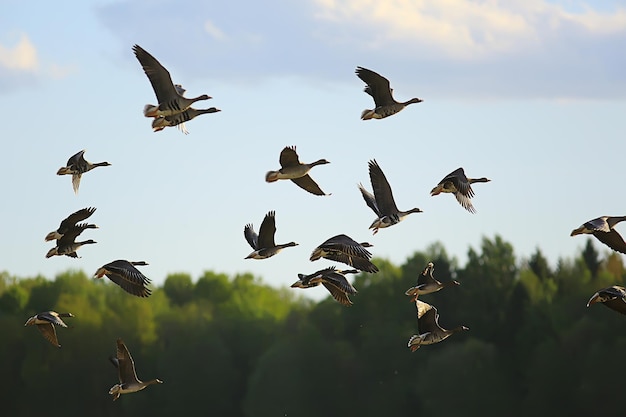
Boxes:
[1,235,623,417]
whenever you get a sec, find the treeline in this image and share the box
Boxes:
[0,235,624,417]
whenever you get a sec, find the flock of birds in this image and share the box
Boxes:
[22,44,626,401]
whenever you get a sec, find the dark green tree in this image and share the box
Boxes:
[528,248,552,281]
[581,239,601,278]
[163,273,194,306]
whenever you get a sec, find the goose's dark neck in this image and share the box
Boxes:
[469,177,490,184]
[309,159,328,167]
[402,98,423,105]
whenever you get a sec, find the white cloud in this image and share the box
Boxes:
[0,34,38,71]
[561,6,626,33]
[204,19,227,41]
[95,0,626,99]
[0,33,76,93]
[313,0,626,59]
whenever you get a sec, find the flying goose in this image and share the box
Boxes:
[405,262,460,302]
[265,146,330,196]
[24,311,74,348]
[133,44,211,117]
[94,260,152,298]
[244,211,298,259]
[152,107,221,134]
[45,207,97,241]
[291,267,359,306]
[151,84,196,134]
[355,66,422,120]
[57,150,111,194]
[45,223,96,258]
[358,159,422,234]
[430,168,491,213]
[310,234,379,273]
[109,338,163,401]
[570,216,626,254]
[587,285,626,315]
[407,300,468,351]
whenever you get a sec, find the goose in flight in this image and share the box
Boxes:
[355,66,422,120]
[45,207,97,241]
[109,338,163,401]
[587,285,626,314]
[405,262,460,302]
[94,260,152,298]
[24,311,74,348]
[244,211,298,259]
[430,168,490,213]
[309,234,378,273]
[291,267,359,306]
[57,150,110,194]
[587,285,626,315]
[133,44,211,118]
[407,301,468,351]
[570,216,626,254]
[152,107,221,134]
[45,223,96,258]
[358,159,422,234]
[265,146,330,196]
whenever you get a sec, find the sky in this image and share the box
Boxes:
[1,0,625,301]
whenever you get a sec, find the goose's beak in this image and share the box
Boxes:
[430,185,443,196]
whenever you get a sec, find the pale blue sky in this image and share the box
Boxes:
[1,0,625,300]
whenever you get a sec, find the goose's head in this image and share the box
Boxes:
[45,231,60,242]
[586,293,604,307]
[570,226,586,236]
[292,274,319,288]
[430,184,445,196]
[152,117,169,131]
[265,171,280,182]
[57,166,74,175]
[290,279,306,288]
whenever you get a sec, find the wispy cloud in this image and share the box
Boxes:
[313,0,626,58]
[47,63,78,79]
[0,33,76,93]
[314,0,533,58]
[204,19,227,41]
[0,35,38,71]
[96,0,626,99]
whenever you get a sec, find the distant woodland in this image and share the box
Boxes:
[1,235,624,417]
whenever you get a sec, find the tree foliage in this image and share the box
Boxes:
[0,235,623,416]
